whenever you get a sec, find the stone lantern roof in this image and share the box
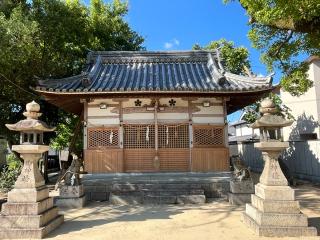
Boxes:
[251,98,293,129]
[5,101,55,132]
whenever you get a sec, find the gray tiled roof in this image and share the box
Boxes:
[37,50,273,93]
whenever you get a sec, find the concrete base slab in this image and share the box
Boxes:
[242,212,317,237]
[54,195,86,208]
[0,214,64,239]
[228,193,251,205]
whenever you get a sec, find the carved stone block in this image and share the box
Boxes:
[251,194,300,214]
[230,180,254,194]
[59,185,84,198]
[7,186,49,203]
[2,198,54,215]
[254,183,295,201]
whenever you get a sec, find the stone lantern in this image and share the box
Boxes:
[0,101,64,239]
[242,98,316,237]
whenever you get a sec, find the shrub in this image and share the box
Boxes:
[0,153,22,192]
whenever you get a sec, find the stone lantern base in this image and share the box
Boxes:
[0,186,64,239]
[54,185,86,208]
[242,184,317,237]
[0,146,64,239]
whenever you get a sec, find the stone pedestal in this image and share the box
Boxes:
[243,142,317,237]
[228,180,254,205]
[55,185,86,208]
[0,147,64,239]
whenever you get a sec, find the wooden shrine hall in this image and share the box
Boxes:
[36,50,274,173]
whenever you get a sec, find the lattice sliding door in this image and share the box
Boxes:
[158,124,190,171]
[123,124,156,172]
[193,125,224,148]
[192,125,228,172]
[87,128,120,149]
[85,127,122,173]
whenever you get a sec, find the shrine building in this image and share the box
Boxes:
[36,50,274,173]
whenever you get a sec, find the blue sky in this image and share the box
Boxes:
[105,0,279,122]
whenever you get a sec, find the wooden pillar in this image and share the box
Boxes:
[223,97,229,148]
[83,100,88,150]
[119,100,124,149]
[119,100,124,172]
[154,99,160,170]
[188,98,193,172]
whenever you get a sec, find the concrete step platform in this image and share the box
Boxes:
[242,213,317,237]
[0,214,64,239]
[83,172,231,203]
[141,189,205,196]
[110,193,206,205]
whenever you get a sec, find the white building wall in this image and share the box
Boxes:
[86,97,225,126]
[281,60,320,140]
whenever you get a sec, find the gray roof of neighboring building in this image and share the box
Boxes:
[37,50,273,93]
[229,120,248,127]
[228,134,259,143]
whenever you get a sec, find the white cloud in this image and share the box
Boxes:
[164,38,180,49]
[173,38,180,46]
[164,42,173,49]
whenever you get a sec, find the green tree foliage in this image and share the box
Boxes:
[193,39,251,75]
[243,93,294,124]
[225,0,320,96]
[0,0,144,150]
[49,113,83,156]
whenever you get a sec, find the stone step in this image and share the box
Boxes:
[242,212,317,237]
[0,207,59,229]
[0,214,64,239]
[251,194,301,214]
[2,198,54,215]
[143,195,177,204]
[141,189,205,196]
[109,194,142,205]
[111,183,204,192]
[110,192,206,205]
[245,204,308,227]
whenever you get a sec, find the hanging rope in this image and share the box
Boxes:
[146,126,150,142]
[109,130,114,144]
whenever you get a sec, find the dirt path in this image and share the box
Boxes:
[42,184,320,240]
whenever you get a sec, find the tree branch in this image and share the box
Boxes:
[269,30,293,58]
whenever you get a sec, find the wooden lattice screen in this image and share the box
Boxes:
[123,125,155,148]
[88,128,119,149]
[193,126,224,148]
[158,124,189,148]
